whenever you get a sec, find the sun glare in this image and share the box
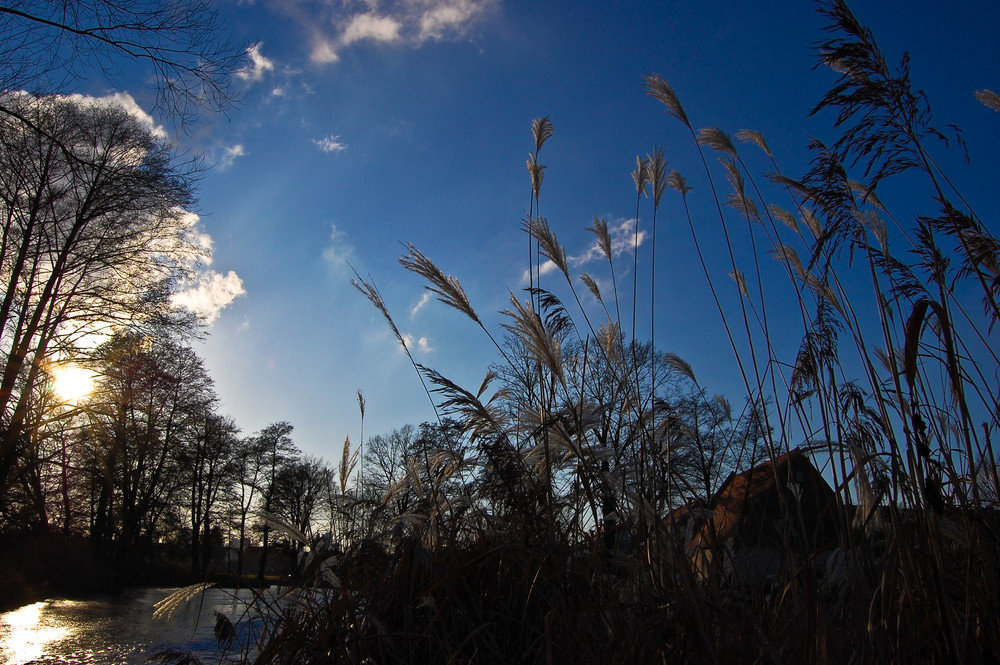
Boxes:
[0,601,70,663]
[51,365,95,403]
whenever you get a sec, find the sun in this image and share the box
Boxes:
[51,365,95,403]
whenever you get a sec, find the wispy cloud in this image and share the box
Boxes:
[295,0,497,64]
[418,0,487,40]
[520,218,645,284]
[312,135,348,153]
[171,270,246,324]
[323,223,353,269]
[236,43,275,83]
[410,292,432,316]
[571,218,646,266]
[520,258,559,285]
[341,13,402,45]
[310,35,340,64]
[219,144,245,168]
[179,212,214,258]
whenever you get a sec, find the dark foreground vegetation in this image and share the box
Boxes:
[2,1,999,664]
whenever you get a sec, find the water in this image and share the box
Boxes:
[0,587,271,664]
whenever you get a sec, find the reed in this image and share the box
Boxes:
[212,2,1000,662]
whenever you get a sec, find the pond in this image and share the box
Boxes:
[0,586,274,664]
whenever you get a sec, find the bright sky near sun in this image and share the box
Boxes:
[66,0,1000,460]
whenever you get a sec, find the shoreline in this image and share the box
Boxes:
[0,533,289,613]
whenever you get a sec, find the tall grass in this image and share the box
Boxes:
[196,2,999,663]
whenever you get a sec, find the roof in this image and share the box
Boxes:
[684,449,841,551]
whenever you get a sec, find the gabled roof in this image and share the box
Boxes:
[684,449,841,551]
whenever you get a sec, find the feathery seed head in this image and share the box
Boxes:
[526,153,546,199]
[532,116,554,153]
[771,243,807,281]
[735,129,773,158]
[632,155,649,196]
[801,208,824,240]
[848,179,885,210]
[398,243,480,324]
[339,435,357,493]
[664,352,698,384]
[768,204,799,233]
[976,89,1000,112]
[667,170,691,196]
[587,216,613,262]
[697,127,737,156]
[529,217,569,280]
[503,294,566,388]
[646,146,668,208]
[722,157,759,221]
[713,394,732,419]
[730,269,750,299]
[855,208,888,250]
[351,268,410,352]
[597,323,622,362]
[580,273,603,304]
[644,73,690,128]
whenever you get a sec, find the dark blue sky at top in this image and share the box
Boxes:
[65,0,1000,458]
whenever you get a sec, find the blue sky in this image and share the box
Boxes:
[68,0,1000,459]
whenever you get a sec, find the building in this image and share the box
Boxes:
[670,449,842,583]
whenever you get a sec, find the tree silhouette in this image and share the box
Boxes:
[0,94,205,504]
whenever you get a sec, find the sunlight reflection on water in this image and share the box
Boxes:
[0,588,263,664]
[0,601,71,662]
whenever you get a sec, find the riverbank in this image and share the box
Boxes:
[0,533,296,613]
[0,533,115,612]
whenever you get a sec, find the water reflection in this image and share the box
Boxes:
[0,588,263,664]
[1,601,71,662]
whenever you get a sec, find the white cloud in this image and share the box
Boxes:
[147,209,211,269]
[299,0,495,65]
[63,91,167,140]
[171,270,246,324]
[402,333,434,354]
[310,36,340,64]
[236,43,275,83]
[520,259,559,285]
[410,291,432,316]
[313,135,348,153]
[182,217,215,259]
[570,218,646,267]
[323,223,353,269]
[418,0,482,40]
[519,219,646,284]
[220,144,245,169]
[341,13,402,45]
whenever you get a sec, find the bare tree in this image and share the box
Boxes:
[182,411,239,577]
[230,435,263,579]
[0,0,246,127]
[660,388,768,505]
[359,424,418,537]
[0,93,206,501]
[250,421,298,583]
[270,456,333,551]
[84,331,215,575]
